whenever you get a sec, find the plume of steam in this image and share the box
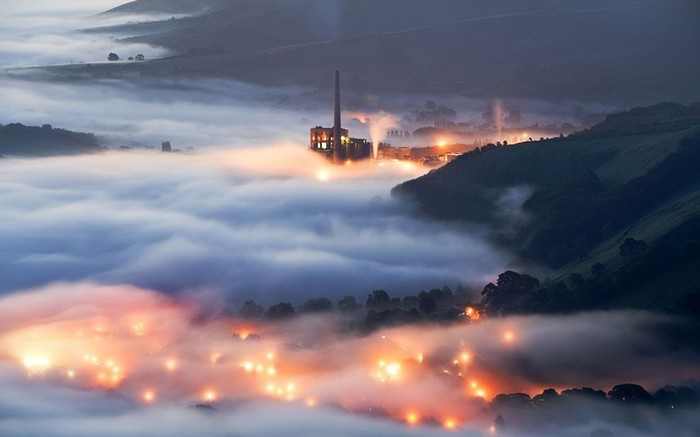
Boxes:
[492,99,505,142]
[351,111,401,159]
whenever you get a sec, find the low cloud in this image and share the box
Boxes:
[0,148,511,304]
[0,1,171,68]
[0,77,319,148]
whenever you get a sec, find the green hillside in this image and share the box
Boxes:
[393,102,700,314]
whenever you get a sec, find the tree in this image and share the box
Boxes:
[265,302,296,320]
[560,387,606,401]
[300,297,333,313]
[591,263,606,278]
[366,289,391,311]
[337,296,358,314]
[492,393,531,409]
[619,237,648,257]
[533,388,559,404]
[608,384,654,404]
[238,300,264,319]
[654,385,700,409]
[108,53,120,61]
[418,295,436,315]
[402,295,418,309]
[481,271,540,314]
[567,273,584,288]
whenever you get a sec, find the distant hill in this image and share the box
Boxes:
[76,0,700,105]
[573,102,700,137]
[103,0,230,15]
[0,123,102,157]
[393,102,700,314]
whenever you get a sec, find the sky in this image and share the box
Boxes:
[0,2,699,436]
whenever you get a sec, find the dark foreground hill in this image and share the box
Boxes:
[393,102,700,315]
[76,0,700,105]
[0,123,102,157]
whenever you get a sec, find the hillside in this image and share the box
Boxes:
[393,102,700,314]
[103,0,230,15]
[71,0,700,105]
[0,123,102,157]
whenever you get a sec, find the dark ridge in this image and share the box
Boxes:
[0,123,103,157]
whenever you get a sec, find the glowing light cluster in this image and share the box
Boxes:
[371,360,403,383]
[22,356,51,373]
[405,411,420,425]
[142,389,156,403]
[0,285,537,434]
[202,389,217,402]
[464,306,481,322]
[503,331,515,343]
[265,382,297,401]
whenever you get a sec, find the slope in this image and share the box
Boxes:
[77,0,700,105]
[393,102,700,314]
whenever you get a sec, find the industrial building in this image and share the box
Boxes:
[309,71,371,163]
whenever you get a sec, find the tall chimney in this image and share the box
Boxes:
[333,70,342,164]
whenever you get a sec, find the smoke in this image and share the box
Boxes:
[492,99,505,142]
[493,185,535,234]
[0,283,697,436]
[351,111,401,158]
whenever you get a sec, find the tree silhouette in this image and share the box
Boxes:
[337,296,358,314]
[418,295,436,314]
[265,302,296,320]
[239,300,264,319]
[608,384,654,404]
[300,297,333,313]
[366,289,391,310]
[619,238,648,257]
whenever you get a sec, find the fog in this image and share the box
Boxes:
[0,1,171,68]
[0,148,514,303]
[1,2,698,436]
[0,0,543,319]
[0,77,325,147]
[0,284,697,436]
